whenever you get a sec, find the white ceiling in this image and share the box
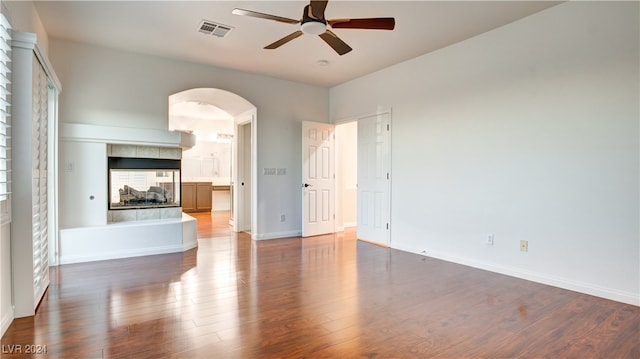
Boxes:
[32,1,561,87]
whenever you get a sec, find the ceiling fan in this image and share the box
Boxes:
[232,0,395,55]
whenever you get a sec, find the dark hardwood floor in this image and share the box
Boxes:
[2,211,639,358]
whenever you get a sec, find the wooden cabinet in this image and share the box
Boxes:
[182,182,212,212]
[195,183,212,212]
[181,183,196,212]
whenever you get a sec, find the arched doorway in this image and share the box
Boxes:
[168,88,257,237]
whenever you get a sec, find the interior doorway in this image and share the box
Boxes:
[168,88,257,237]
[335,111,391,247]
[335,121,358,231]
[235,120,253,234]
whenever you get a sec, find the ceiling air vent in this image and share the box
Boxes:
[198,20,233,38]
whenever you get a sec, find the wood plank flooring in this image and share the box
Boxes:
[2,211,639,358]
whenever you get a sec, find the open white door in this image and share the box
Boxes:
[302,121,335,237]
[233,115,254,235]
[357,113,391,246]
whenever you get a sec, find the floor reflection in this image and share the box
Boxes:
[2,211,637,358]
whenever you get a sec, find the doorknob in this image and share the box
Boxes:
[303,183,312,188]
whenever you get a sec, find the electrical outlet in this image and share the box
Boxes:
[520,240,528,252]
[486,234,494,245]
[280,214,286,222]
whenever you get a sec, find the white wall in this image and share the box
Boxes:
[330,2,639,305]
[182,140,232,182]
[49,39,329,238]
[2,0,49,54]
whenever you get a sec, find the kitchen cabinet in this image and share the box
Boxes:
[182,182,212,212]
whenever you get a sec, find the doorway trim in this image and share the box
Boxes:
[233,109,258,238]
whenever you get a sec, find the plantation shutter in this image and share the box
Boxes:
[0,14,10,202]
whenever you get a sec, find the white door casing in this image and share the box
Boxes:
[302,121,335,237]
[357,112,391,246]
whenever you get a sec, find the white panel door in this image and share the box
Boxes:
[238,122,252,233]
[357,113,391,246]
[302,121,335,237]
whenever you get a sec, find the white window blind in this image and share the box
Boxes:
[0,14,10,202]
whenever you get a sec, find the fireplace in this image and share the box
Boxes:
[108,157,181,210]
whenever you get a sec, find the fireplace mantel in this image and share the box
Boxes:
[60,123,196,149]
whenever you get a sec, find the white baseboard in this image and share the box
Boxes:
[1,306,14,338]
[392,243,640,306]
[255,230,301,240]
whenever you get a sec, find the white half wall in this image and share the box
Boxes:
[59,214,196,264]
[330,2,639,305]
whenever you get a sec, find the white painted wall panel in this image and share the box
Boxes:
[58,140,107,228]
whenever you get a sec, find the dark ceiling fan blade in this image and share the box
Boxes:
[309,0,328,20]
[328,17,395,30]
[232,8,300,24]
[319,30,352,55]
[265,30,304,49]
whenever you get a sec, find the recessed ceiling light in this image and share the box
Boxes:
[317,59,329,66]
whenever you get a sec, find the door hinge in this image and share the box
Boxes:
[387,173,389,180]
[386,223,389,230]
[387,124,390,131]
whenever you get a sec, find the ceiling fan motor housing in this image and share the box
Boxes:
[301,4,327,35]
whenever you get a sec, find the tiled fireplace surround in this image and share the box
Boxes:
[107,144,183,223]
